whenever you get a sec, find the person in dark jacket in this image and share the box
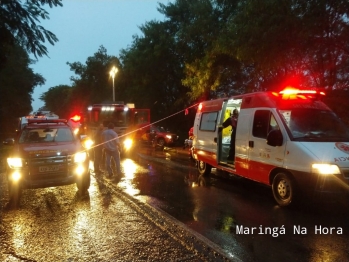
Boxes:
[93,124,104,175]
[222,109,239,162]
[101,122,123,177]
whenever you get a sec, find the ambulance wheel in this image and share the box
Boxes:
[272,172,294,207]
[198,161,212,176]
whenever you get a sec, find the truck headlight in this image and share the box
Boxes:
[11,171,22,182]
[74,152,87,163]
[83,138,94,149]
[7,158,23,168]
[312,164,340,175]
[123,138,133,150]
[75,165,85,176]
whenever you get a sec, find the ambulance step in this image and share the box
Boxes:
[219,161,236,169]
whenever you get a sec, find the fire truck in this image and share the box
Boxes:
[85,102,150,155]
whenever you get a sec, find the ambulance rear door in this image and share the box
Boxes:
[194,99,225,165]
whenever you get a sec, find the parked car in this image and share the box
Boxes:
[3,118,91,206]
[138,125,179,147]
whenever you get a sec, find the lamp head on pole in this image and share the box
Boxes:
[109,66,118,102]
[109,66,118,79]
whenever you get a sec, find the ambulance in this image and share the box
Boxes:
[192,87,349,206]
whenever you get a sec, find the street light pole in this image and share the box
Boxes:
[109,66,118,102]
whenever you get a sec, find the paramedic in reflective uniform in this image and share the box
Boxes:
[222,109,239,162]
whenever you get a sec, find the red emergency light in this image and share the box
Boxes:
[198,103,203,112]
[70,115,81,122]
[278,87,325,100]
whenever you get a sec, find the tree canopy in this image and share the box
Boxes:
[0,0,62,68]
[0,0,62,135]
[37,0,349,130]
[0,45,44,133]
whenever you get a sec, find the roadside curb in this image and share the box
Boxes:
[97,174,236,262]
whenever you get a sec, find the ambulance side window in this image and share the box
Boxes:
[253,110,279,138]
[200,112,218,131]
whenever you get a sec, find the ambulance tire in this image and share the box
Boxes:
[272,172,295,207]
[197,161,212,176]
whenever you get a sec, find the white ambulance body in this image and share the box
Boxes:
[192,88,349,206]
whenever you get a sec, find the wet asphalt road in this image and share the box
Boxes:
[0,150,230,262]
[1,145,349,261]
[128,146,349,262]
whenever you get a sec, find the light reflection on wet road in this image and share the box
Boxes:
[1,145,348,261]
[117,146,349,262]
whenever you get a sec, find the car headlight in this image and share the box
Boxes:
[312,164,341,175]
[74,152,87,163]
[11,171,22,182]
[7,158,23,168]
[166,135,172,139]
[123,138,133,150]
[83,138,94,149]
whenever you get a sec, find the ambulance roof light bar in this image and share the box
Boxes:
[279,86,326,96]
[27,119,68,125]
[277,86,326,101]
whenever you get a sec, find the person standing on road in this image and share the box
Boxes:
[102,122,123,177]
[93,123,104,175]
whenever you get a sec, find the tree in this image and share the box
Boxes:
[226,0,349,91]
[39,85,72,118]
[0,45,44,133]
[0,0,62,134]
[66,46,120,114]
[158,0,244,101]
[0,0,62,68]
[119,20,189,128]
[325,88,349,125]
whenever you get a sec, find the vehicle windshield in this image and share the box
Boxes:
[279,108,349,142]
[152,126,169,133]
[99,110,130,127]
[19,127,75,143]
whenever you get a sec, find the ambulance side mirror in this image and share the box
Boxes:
[266,129,283,147]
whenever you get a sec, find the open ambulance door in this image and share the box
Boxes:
[216,101,227,164]
[217,98,242,165]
